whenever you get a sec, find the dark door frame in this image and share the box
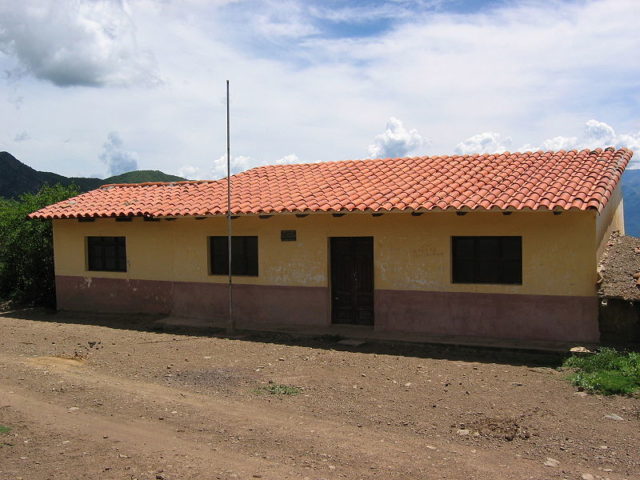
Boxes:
[329,236,374,326]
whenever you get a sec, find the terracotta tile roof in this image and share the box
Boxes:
[29,147,633,219]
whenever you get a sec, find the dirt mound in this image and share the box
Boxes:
[599,233,640,301]
[456,416,533,441]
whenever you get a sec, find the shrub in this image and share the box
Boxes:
[257,383,302,396]
[0,184,79,307]
[564,348,640,395]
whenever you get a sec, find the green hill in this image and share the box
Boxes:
[104,170,185,184]
[0,152,186,199]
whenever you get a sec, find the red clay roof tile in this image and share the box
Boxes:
[29,148,633,219]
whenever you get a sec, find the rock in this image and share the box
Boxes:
[456,429,470,436]
[68,406,80,412]
[574,391,588,397]
[604,414,624,421]
[570,346,592,353]
[544,457,560,467]
[581,474,595,480]
[404,382,412,387]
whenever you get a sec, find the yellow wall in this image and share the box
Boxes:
[596,184,625,260]
[53,210,600,297]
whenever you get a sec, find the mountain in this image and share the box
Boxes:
[622,170,640,237]
[0,152,185,199]
[104,170,184,184]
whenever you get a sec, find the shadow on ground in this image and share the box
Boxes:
[0,307,573,368]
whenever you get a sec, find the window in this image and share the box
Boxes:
[452,236,522,284]
[280,230,296,241]
[210,236,258,276]
[87,236,127,272]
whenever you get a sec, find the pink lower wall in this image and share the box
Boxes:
[375,289,599,342]
[55,276,599,342]
[55,276,329,327]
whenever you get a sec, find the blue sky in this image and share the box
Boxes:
[0,0,638,179]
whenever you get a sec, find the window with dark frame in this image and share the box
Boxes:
[452,236,522,285]
[210,236,258,276]
[87,236,127,272]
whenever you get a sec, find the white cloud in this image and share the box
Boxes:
[13,131,30,142]
[532,120,640,154]
[0,0,157,87]
[99,132,139,176]
[454,132,512,155]
[274,153,301,164]
[177,165,201,180]
[584,119,616,145]
[368,117,426,158]
[538,136,579,151]
[212,154,254,178]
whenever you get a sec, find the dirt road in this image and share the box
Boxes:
[0,310,638,479]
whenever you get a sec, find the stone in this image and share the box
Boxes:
[456,429,470,436]
[604,414,624,421]
[544,457,560,467]
[581,474,595,480]
[570,346,592,353]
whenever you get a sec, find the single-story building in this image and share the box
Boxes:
[29,147,633,343]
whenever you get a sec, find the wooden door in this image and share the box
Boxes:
[330,237,374,325]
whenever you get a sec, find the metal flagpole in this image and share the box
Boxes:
[226,80,234,335]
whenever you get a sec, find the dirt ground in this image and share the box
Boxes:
[0,310,638,480]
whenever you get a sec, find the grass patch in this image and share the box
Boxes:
[256,383,302,396]
[0,425,11,434]
[563,348,640,395]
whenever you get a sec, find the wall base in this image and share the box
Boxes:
[375,289,599,343]
[56,276,599,342]
[55,276,329,327]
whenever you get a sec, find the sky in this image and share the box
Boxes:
[0,0,639,179]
